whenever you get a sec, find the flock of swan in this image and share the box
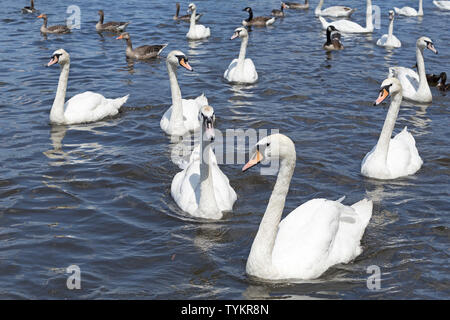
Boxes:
[21,0,448,281]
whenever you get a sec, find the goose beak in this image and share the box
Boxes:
[242,150,263,172]
[427,42,438,54]
[116,34,124,40]
[179,58,193,71]
[47,55,58,67]
[37,14,43,18]
[374,87,389,105]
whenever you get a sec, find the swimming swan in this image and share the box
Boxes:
[319,0,373,33]
[376,10,401,48]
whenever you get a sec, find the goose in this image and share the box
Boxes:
[412,64,442,86]
[160,50,208,136]
[242,7,276,27]
[116,32,167,60]
[46,49,129,125]
[361,78,423,179]
[394,0,423,16]
[284,1,309,9]
[323,25,344,50]
[242,133,373,280]
[96,10,129,33]
[37,14,70,34]
[186,3,210,40]
[171,106,237,220]
[315,0,355,17]
[319,0,373,33]
[437,72,450,91]
[224,27,258,84]
[174,2,202,21]
[388,36,438,103]
[22,0,37,13]
[272,2,289,17]
[433,1,450,10]
[376,10,401,48]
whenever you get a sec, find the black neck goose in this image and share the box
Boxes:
[22,0,37,13]
[284,1,309,9]
[117,32,168,60]
[272,2,288,17]
[173,2,202,21]
[437,72,449,91]
[37,14,70,34]
[323,25,344,50]
[413,63,443,87]
[242,7,276,27]
[96,10,130,32]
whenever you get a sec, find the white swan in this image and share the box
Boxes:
[224,27,258,84]
[376,10,401,48]
[433,1,450,10]
[315,0,356,17]
[171,106,237,219]
[160,50,208,137]
[394,0,423,16]
[319,0,373,33]
[186,3,210,40]
[361,78,423,180]
[242,134,373,280]
[46,49,129,125]
[388,36,438,103]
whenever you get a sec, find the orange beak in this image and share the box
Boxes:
[116,34,124,40]
[37,14,44,18]
[179,58,193,71]
[242,150,263,172]
[375,88,389,105]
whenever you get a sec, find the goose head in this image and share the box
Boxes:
[417,36,438,54]
[167,50,193,71]
[199,105,216,142]
[187,3,196,13]
[230,27,248,40]
[47,49,70,67]
[243,7,252,13]
[389,10,394,20]
[374,78,402,105]
[326,25,338,33]
[37,13,48,20]
[98,10,104,17]
[281,2,289,10]
[116,32,130,40]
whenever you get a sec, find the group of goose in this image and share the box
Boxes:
[21,1,448,281]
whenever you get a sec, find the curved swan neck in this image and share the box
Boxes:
[167,62,185,132]
[198,140,220,215]
[190,7,197,26]
[366,0,373,30]
[50,62,70,124]
[388,17,394,39]
[237,36,248,70]
[315,0,324,15]
[416,45,428,91]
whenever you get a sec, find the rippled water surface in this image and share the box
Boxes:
[0,0,449,299]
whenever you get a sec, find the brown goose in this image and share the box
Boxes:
[37,14,70,34]
[285,1,309,9]
[242,7,276,27]
[413,63,443,86]
[22,0,37,13]
[272,2,288,17]
[437,72,449,91]
[96,10,129,32]
[173,2,202,21]
[117,33,167,60]
[323,25,343,50]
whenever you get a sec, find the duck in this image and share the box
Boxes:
[437,72,450,91]
[242,7,276,27]
[433,1,450,10]
[272,2,289,17]
[319,0,373,33]
[394,0,423,16]
[22,0,37,13]
[284,1,309,9]
[96,10,129,33]
[388,36,438,103]
[315,0,355,17]
[323,25,344,50]
[116,32,167,60]
[361,78,423,180]
[224,27,258,84]
[242,133,373,280]
[37,14,70,34]
[173,2,202,21]
[412,64,442,86]
[160,50,208,136]
[171,106,237,220]
[46,49,129,125]
[376,10,401,48]
[186,3,210,40]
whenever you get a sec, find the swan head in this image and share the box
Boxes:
[199,105,215,142]
[374,78,402,105]
[116,32,130,40]
[389,10,394,20]
[242,134,295,172]
[230,27,248,40]
[417,36,438,54]
[47,49,69,67]
[166,50,193,71]
[187,3,196,12]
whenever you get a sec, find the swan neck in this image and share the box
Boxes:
[167,62,185,132]
[418,0,423,15]
[237,36,248,70]
[366,0,373,30]
[198,141,219,215]
[190,8,197,26]
[50,62,70,124]
[416,45,427,89]
[388,17,394,38]
[315,0,324,14]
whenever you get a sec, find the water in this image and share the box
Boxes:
[0,0,448,299]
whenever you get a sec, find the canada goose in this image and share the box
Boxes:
[323,25,344,50]
[242,7,276,27]
[272,2,288,17]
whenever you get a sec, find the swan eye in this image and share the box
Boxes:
[266,143,270,147]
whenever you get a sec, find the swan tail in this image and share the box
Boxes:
[351,199,373,229]
[113,94,129,110]
[159,44,169,55]
[267,17,276,25]
[195,93,209,108]
[318,16,328,29]
[393,7,400,14]
[336,196,346,203]
[119,22,130,31]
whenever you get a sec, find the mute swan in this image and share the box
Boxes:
[433,1,450,10]
[224,27,258,84]
[242,134,373,280]
[319,0,373,33]
[22,0,37,13]
[315,0,356,17]
[116,32,167,60]
[186,3,210,40]
[160,50,208,136]
[174,2,202,21]
[37,14,70,34]
[361,78,423,180]
[242,7,276,27]
[272,3,289,17]
[394,0,423,16]
[171,106,237,219]
[376,10,401,48]
[323,25,344,50]
[437,73,450,91]
[388,36,438,103]
[46,49,129,125]
[285,1,309,10]
[96,10,129,32]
